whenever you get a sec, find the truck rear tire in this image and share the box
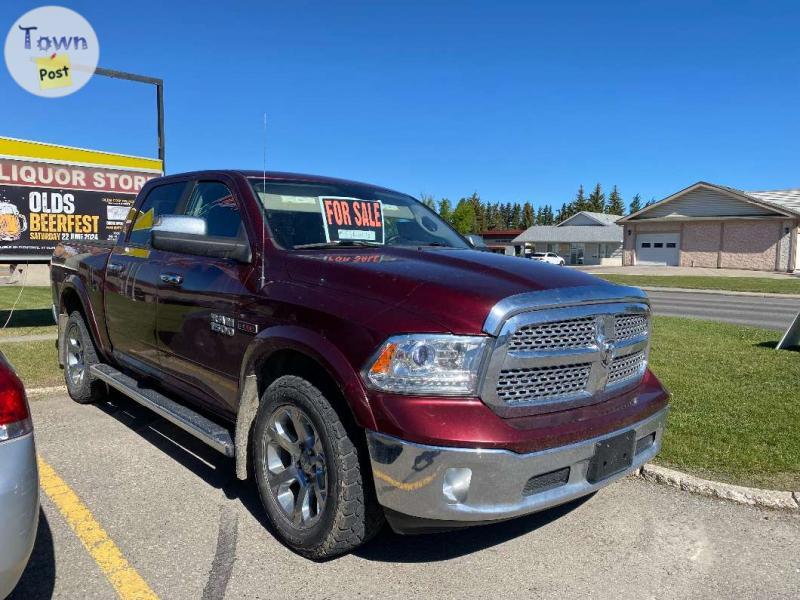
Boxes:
[252,375,383,559]
[64,311,104,404]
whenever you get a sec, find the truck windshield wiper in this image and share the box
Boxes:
[292,240,383,250]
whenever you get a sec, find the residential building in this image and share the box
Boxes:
[476,229,524,255]
[618,182,800,272]
[512,211,623,265]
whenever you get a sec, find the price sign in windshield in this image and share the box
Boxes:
[319,197,384,244]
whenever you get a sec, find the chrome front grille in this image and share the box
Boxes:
[480,294,650,418]
[508,317,596,351]
[497,363,592,404]
[609,351,646,385]
[614,314,648,341]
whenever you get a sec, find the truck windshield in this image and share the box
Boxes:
[249,179,468,250]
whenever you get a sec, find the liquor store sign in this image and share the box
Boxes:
[0,137,162,261]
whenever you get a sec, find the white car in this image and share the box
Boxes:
[530,252,566,266]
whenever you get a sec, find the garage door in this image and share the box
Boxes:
[636,233,680,266]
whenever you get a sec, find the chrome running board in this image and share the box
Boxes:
[89,363,235,457]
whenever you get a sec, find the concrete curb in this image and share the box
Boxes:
[636,463,799,511]
[2,333,58,343]
[638,285,800,299]
[26,385,67,398]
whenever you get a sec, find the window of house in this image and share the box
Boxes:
[654,242,664,248]
[600,243,615,258]
[641,242,651,248]
[127,182,187,246]
[666,242,677,248]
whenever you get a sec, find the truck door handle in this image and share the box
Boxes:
[160,273,183,286]
[107,262,124,274]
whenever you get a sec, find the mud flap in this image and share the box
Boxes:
[57,312,68,368]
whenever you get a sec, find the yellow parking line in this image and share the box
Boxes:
[37,456,159,600]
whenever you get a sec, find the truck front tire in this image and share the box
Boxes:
[64,311,104,404]
[252,375,383,559]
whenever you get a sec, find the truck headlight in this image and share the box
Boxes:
[365,334,489,395]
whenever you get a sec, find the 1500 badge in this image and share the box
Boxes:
[210,313,259,336]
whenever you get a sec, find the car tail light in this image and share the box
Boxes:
[0,361,32,441]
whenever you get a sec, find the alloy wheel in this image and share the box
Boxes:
[66,323,85,387]
[263,405,328,529]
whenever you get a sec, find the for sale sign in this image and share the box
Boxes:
[319,196,384,244]
[0,137,162,261]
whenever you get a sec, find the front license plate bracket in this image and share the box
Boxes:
[586,430,636,484]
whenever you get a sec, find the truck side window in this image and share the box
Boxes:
[128,182,186,246]
[184,181,244,238]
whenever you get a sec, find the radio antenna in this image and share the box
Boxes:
[260,112,267,288]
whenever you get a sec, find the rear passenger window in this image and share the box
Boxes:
[641,242,651,248]
[184,181,244,238]
[128,182,186,246]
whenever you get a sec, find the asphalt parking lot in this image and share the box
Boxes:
[13,392,800,600]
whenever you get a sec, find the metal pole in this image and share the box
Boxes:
[93,67,165,171]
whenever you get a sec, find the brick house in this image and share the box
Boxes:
[618,182,800,272]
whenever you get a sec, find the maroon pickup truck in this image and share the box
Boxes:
[51,170,668,558]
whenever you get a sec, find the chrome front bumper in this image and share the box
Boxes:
[367,407,667,523]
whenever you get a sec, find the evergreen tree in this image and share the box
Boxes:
[645,197,658,207]
[543,205,554,225]
[587,183,605,213]
[438,198,453,224]
[573,185,587,212]
[535,206,543,225]
[451,199,476,234]
[510,204,522,229]
[522,202,535,228]
[628,193,642,215]
[606,185,625,215]
[486,204,501,229]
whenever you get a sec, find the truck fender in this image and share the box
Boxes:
[58,275,111,362]
[233,325,376,480]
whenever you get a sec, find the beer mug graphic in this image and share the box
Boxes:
[0,202,28,241]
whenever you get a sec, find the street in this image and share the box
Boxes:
[13,393,800,600]
[647,289,800,331]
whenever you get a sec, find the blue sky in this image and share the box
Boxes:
[2,1,799,210]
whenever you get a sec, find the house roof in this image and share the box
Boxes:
[478,229,525,238]
[746,189,800,215]
[619,182,800,222]
[512,224,623,244]
[557,211,622,226]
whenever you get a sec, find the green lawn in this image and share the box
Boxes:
[600,274,800,295]
[1,287,61,387]
[650,316,800,490]
[1,339,62,389]
[0,286,54,330]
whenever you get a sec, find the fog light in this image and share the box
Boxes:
[442,468,472,504]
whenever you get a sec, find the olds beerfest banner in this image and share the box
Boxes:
[0,137,163,261]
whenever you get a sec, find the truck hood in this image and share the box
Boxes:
[285,247,605,334]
